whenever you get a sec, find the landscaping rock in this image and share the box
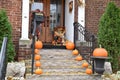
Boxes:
[6,61,25,77]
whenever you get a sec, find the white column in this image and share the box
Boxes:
[78,0,85,42]
[20,0,30,40]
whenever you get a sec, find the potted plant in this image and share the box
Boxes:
[91,45,108,74]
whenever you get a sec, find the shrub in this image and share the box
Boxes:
[98,2,120,72]
[0,9,15,62]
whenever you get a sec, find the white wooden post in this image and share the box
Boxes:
[20,0,30,40]
[78,0,85,42]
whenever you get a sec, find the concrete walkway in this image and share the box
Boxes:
[25,49,102,80]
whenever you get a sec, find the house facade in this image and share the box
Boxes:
[0,0,120,61]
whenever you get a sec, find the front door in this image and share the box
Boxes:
[30,0,64,44]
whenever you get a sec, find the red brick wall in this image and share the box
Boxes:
[0,0,22,60]
[85,0,120,34]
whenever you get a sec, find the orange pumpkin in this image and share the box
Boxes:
[34,54,41,60]
[34,49,39,54]
[85,68,92,75]
[72,49,79,55]
[75,56,82,61]
[66,41,75,50]
[34,68,43,74]
[82,62,89,68]
[93,48,108,57]
[35,61,41,67]
[35,40,43,49]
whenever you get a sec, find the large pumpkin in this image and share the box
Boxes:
[72,49,79,55]
[93,48,108,57]
[66,41,75,50]
[35,40,43,49]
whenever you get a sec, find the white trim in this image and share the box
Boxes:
[20,0,30,40]
[78,0,85,42]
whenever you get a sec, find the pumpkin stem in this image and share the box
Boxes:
[99,44,102,48]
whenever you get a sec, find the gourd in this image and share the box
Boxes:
[72,49,79,55]
[34,54,41,60]
[34,49,39,54]
[35,61,41,67]
[35,40,43,49]
[85,68,92,75]
[66,41,75,50]
[75,56,82,61]
[82,62,89,68]
[34,68,43,74]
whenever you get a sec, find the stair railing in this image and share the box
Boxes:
[0,37,8,80]
[73,22,97,64]
[31,16,37,74]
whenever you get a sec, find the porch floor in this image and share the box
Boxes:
[25,49,102,80]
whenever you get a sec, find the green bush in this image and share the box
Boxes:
[0,9,15,62]
[98,2,120,72]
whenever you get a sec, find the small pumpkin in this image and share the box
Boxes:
[34,54,41,60]
[72,49,79,55]
[85,68,92,75]
[34,49,39,54]
[93,47,108,57]
[82,62,89,68]
[66,41,75,50]
[35,40,43,49]
[34,68,43,74]
[75,56,82,61]
[35,61,41,67]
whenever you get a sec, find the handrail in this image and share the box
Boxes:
[31,18,37,74]
[0,37,8,80]
[73,22,97,64]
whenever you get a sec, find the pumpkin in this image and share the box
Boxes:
[66,41,75,50]
[72,49,79,55]
[93,47,108,57]
[34,54,41,60]
[35,40,43,49]
[75,56,82,61]
[82,62,89,68]
[85,68,92,75]
[34,68,43,74]
[34,49,39,54]
[35,61,41,67]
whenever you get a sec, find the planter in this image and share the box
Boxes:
[91,56,109,74]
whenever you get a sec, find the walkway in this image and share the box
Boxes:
[25,49,102,80]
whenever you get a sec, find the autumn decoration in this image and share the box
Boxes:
[75,56,83,61]
[82,62,89,68]
[35,61,41,67]
[34,54,41,60]
[35,40,43,49]
[72,49,79,55]
[93,47,108,57]
[66,41,75,50]
[85,68,92,75]
[34,68,43,75]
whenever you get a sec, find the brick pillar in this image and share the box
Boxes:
[18,40,32,61]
